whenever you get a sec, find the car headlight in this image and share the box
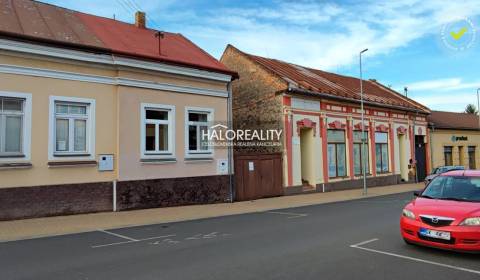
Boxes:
[459,217,480,226]
[402,209,415,220]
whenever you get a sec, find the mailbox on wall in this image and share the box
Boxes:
[98,154,114,171]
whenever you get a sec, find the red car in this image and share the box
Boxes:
[400,170,480,253]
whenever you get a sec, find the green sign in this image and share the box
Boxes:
[451,135,468,142]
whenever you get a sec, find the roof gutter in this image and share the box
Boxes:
[280,87,430,115]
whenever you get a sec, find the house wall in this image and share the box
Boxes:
[284,97,427,193]
[430,129,480,169]
[0,47,231,219]
[220,46,285,155]
[116,85,228,181]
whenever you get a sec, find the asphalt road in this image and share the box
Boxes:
[1,191,480,280]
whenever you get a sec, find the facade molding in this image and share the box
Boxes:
[0,39,232,82]
[0,64,229,98]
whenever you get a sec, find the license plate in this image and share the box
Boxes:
[419,228,451,240]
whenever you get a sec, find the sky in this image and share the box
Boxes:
[41,0,480,112]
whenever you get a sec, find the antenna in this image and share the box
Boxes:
[155,31,165,55]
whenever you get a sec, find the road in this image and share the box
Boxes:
[1,191,479,280]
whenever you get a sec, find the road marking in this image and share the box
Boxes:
[350,238,379,247]
[350,238,480,275]
[97,229,139,241]
[92,234,175,248]
[266,211,308,219]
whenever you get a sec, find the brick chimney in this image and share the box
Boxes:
[135,11,146,28]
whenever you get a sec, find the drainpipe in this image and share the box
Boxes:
[113,179,117,212]
[227,82,234,202]
[429,123,434,173]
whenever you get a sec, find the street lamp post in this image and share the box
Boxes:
[360,48,368,196]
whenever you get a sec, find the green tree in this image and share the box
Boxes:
[464,104,478,115]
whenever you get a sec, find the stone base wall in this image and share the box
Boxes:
[284,174,404,195]
[0,182,113,221]
[116,175,230,211]
[0,175,230,221]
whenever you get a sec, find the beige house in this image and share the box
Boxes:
[428,111,480,170]
[221,45,430,197]
[0,0,236,220]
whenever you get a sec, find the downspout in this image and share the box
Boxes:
[227,81,234,202]
[429,123,434,172]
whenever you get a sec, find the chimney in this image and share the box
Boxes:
[135,11,146,28]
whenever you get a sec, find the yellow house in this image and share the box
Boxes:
[428,111,480,170]
[0,0,236,220]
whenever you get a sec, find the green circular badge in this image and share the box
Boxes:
[441,18,476,51]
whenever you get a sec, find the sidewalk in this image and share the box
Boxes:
[0,183,422,242]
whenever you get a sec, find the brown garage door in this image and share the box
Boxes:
[234,153,283,201]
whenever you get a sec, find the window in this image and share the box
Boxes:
[327,130,346,178]
[444,146,453,166]
[353,131,369,175]
[185,107,213,158]
[141,103,175,158]
[0,92,32,161]
[375,132,389,173]
[468,146,476,169]
[49,96,95,159]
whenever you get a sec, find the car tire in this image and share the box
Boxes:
[403,238,414,245]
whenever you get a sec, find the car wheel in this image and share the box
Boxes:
[403,238,414,245]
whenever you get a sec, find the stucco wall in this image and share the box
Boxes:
[0,51,230,188]
[0,72,117,188]
[430,129,480,169]
[117,86,228,181]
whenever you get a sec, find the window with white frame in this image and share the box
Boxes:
[0,97,24,156]
[185,107,213,157]
[141,103,175,158]
[0,93,31,160]
[50,96,95,158]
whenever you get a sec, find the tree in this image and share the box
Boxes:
[464,104,478,115]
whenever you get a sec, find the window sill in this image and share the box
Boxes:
[53,153,91,157]
[48,160,97,168]
[0,162,33,170]
[140,158,177,165]
[184,158,214,163]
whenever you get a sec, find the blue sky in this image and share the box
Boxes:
[42,0,480,112]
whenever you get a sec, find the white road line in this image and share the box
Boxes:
[92,234,176,248]
[266,211,308,219]
[350,238,379,247]
[97,229,138,242]
[350,239,480,275]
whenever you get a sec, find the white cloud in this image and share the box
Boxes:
[399,78,480,92]
[160,0,480,70]
[41,0,480,71]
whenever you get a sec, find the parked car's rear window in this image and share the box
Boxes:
[421,176,480,202]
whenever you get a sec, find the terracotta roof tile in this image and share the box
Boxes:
[428,111,480,130]
[232,46,429,113]
[0,0,234,76]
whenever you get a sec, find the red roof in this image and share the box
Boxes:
[0,0,235,76]
[428,111,480,130]
[229,45,429,113]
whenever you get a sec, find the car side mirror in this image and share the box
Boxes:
[413,190,421,197]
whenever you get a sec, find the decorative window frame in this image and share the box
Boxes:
[48,96,96,161]
[184,106,214,159]
[140,103,176,160]
[0,91,32,162]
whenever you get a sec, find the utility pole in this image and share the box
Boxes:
[360,48,368,196]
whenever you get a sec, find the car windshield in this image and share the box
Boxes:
[421,176,480,202]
